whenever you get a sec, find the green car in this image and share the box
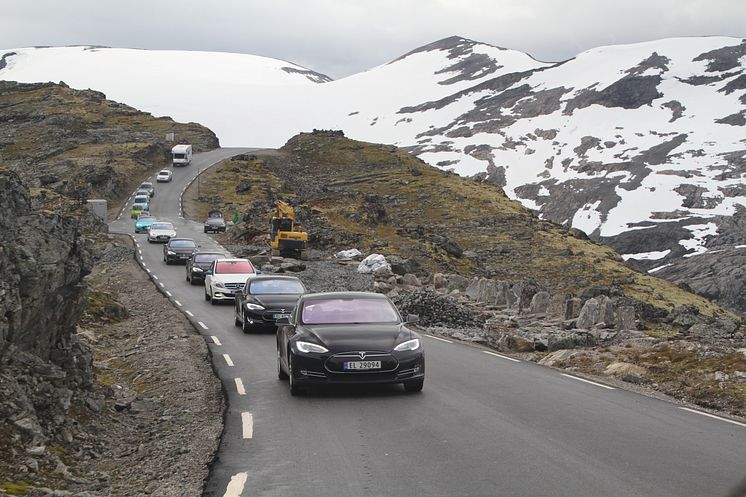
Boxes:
[134,214,157,233]
[130,195,150,219]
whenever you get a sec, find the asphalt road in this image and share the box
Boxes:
[109,149,746,497]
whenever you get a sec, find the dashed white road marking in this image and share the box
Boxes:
[198,321,209,330]
[223,354,234,367]
[138,250,142,255]
[159,282,165,288]
[424,334,453,344]
[483,350,521,363]
[174,300,182,307]
[223,472,248,497]
[679,407,746,428]
[212,336,222,346]
[165,291,172,297]
[152,275,158,280]
[241,412,253,439]
[235,378,246,395]
[145,269,151,273]
[185,310,194,317]
[561,373,615,390]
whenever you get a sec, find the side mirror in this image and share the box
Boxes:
[406,314,420,324]
[205,270,213,276]
[256,269,263,275]
[276,317,290,325]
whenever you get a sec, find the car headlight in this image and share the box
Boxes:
[192,267,203,272]
[214,281,225,288]
[295,341,328,354]
[394,338,420,352]
[245,303,264,311]
[167,250,176,255]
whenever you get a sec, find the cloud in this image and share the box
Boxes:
[2,0,744,78]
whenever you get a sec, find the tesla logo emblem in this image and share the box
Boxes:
[358,352,367,360]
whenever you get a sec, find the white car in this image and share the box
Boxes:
[147,221,176,243]
[204,258,257,305]
[156,169,173,182]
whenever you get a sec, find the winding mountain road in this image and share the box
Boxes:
[109,149,746,497]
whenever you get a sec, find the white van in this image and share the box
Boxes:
[171,144,193,166]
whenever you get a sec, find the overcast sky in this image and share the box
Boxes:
[3,0,744,78]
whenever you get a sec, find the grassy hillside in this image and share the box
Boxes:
[187,130,728,322]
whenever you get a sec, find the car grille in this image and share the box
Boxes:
[155,235,170,240]
[325,352,398,373]
[224,283,243,290]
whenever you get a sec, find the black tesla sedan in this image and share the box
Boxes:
[186,250,227,284]
[163,238,198,265]
[234,275,307,333]
[276,292,424,395]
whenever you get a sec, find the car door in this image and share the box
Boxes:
[235,281,249,320]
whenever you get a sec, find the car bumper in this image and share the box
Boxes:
[290,353,425,385]
[134,226,149,233]
[166,254,191,263]
[210,287,239,300]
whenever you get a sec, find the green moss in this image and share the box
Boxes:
[1,481,31,495]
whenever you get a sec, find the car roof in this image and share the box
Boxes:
[301,291,389,301]
[158,169,170,173]
[249,275,303,282]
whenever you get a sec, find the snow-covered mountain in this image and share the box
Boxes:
[2,38,746,311]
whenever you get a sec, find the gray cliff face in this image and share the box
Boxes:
[0,169,94,367]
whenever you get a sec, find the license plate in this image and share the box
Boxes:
[273,313,290,319]
[344,361,381,370]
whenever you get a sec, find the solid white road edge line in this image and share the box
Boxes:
[199,321,209,330]
[235,378,246,395]
[679,407,746,428]
[185,310,194,317]
[561,373,615,390]
[241,412,253,439]
[483,350,521,363]
[174,300,182,307]
[222,472,248,497]
[424,334,453,343]
[212,336,222,345]
[223,354,234,367]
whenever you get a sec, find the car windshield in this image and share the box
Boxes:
[137,216,155,222]
[158,170,170,175]
[169,240,196,248]
[134,196,148,203]
[215,261,254,274]
[140,183,153,189]
[301,298,400,325]
[151,223,173,230]
[250,279,305,295]
[194,253,224,263]
[133,203,147,209]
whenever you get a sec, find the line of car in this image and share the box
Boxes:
[131,181,425,396]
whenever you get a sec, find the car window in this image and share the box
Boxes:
[169,240,196,248]
[141,182,153,189]
[250,279,305,295]
[215,261,254,274]
[301,298,400,325]
[194,253,224,263]
[150,223,174,230]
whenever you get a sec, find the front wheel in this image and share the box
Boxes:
[241,316,254,334]
[205,289,211,301]
[404,379,424,393]
[288,352,302,396]
[277,347,288,380]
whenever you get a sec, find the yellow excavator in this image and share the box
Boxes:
[269,201,308,260]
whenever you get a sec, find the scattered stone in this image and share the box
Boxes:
[538,349,578,367]
[576,298,601,329]
[605,362,647,378]
[357,253,390,274]
[529,291,551,315]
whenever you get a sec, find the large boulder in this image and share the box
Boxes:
[576,298,601,329]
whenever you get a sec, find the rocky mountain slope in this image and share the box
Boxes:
[0,81,221,493]
[188,130,745,415]
[3,38,743,313]
[0,81,218,210]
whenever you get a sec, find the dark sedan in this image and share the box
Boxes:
[163,238,197,265]
[204,210,226,233]
[234,275,307,333]
[185,251,227,284]
[276,292,424,395]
